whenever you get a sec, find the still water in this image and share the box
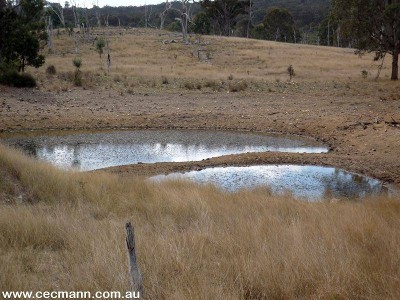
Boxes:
[3,130,329,171]
[151,165,388,201]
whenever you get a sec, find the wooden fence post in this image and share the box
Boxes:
[125,222,142,298]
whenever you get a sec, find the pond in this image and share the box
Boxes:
[2,130,329,171]
[151,165,389,201]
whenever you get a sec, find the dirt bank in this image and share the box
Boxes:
[1,84,400,184]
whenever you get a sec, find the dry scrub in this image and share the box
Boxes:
[1,144,400,299]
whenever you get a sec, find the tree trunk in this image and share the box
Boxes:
[391,49,398,80]
[327,20,330,46]
[246,0,252,38]
[160,15,165,30]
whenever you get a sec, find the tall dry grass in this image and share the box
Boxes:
[1,144,400,298]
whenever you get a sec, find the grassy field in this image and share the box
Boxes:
[31,28,397,95]
[1,28,400,299]
[1,145,400,299]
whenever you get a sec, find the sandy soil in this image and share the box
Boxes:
[0,84,400,185]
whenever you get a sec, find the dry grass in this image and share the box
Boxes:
[30,28,397,95]
[1,144,400,299]
[3,28,400,298]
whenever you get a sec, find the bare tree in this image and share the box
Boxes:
[160,0,172,30]
[336,24,340,47]
[144,3,153,28]
[45,15,53,50]
[48,2,65,28]
[172,0,193,43]
[274,27,280,42]
[293,26,296,44]
[246,0,252,38]
[69,0,80,53]
[70,0,80,29]
[82,8,90,40]
[104,14,109,27]
[93,0,101,27]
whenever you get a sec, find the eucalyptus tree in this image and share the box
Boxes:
[333,0,400,80]
[0,0,46,72]
[263,7,298,43]
[200,0,249,36]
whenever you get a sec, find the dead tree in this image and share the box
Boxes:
[69,0,81,53]
[71,5,80,29]
[160,0,172,30]
[171,0,193,44]
[144,4,153,28]
[48,3,65,28]
[93,1,101,27]
[45,15,53,51]
[84,9,90,40]
[180,0,192,43]
[95,11,101,27]
[293,26,296,43]
[246,0,252,38]
[274,27,280,41]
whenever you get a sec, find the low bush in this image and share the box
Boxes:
[204,79,220,91]
[229,80,248,92]
[361,70,368,79]
[72,58,82,87]
[46,65,57,75]
[183,81,195,90]
[0,70,36,87]
[73,70,82,86]
[161,76,169,85]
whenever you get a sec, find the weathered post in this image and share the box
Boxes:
[125,222,142,298]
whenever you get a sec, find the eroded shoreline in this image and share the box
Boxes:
[1,86,399,185]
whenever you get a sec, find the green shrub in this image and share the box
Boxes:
[72,58,82,69]
[72,58,82,86]
[0,70,36,87]
[96,38,106,58]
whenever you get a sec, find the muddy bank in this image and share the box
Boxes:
[1,85,400,184]
[100,151,397,185]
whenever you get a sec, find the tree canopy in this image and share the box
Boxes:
[332,0,400,80]
[263,7,298,43]
[0,0,46,72]
[200,0,249,36]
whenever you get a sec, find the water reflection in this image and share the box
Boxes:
[3,130,329,171]
[151,165,388,201]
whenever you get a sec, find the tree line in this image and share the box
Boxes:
[0,0,399,81]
